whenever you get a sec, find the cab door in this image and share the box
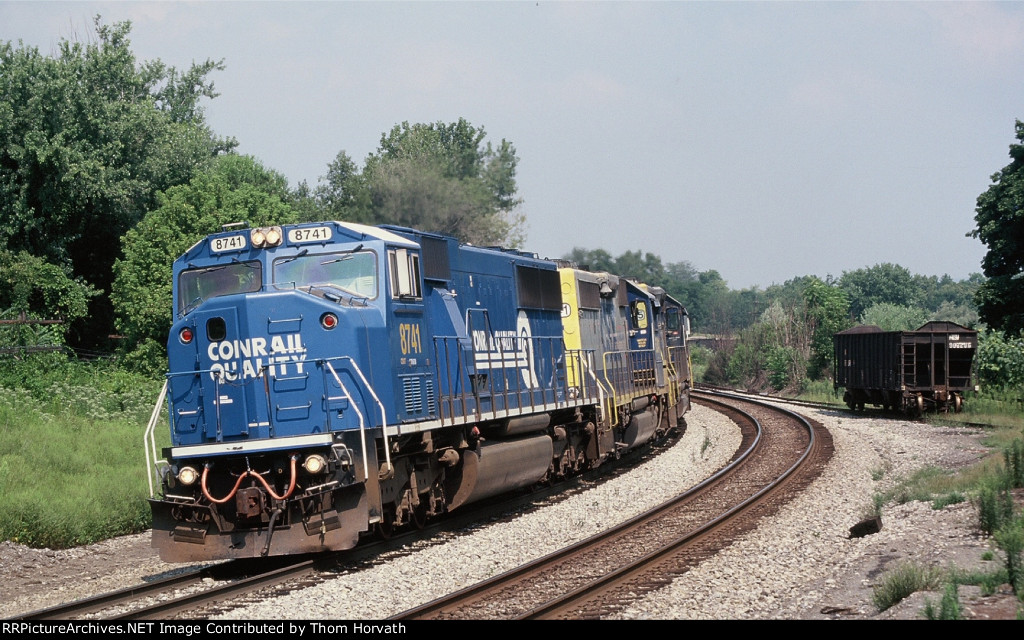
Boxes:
[193,307,253,442]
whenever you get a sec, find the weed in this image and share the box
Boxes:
[1004,439,1024,488]
[931,491,966,510]
[924,581,962,620]
[700,433,712,456]
[872,562,945,612]
[975,481,1015,535]
[868,492,886,518]
[994,516,1024,595]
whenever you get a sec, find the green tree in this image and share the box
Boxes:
[306,151,374,224]
[839,263,919,319]
[683,270,733,335]
[111,155,297,371]
[563,248,616,273]
[0,17,234,347]
[360,119,525,246]
[613,250,666,285]
[975,330,1024,389]
[931,300,979,328]
[803,277,851,379]
[0,250,99,349]
[915,273,983,313]
[970,120,1024,335]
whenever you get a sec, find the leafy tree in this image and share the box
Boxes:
[0,17,234,347]
[970,120,1024,335]
[613,250,666,285]
[0,250,97,322]
[564,247,616,273]
[839,263,919,319]
[111,155,297,372]
[915,273,982,313]
[931,300,979,328]
[0,250,98,349]
[305,151,374,224]
[803,277,851,378]
[360,119,525,246]
[682,270,733,334]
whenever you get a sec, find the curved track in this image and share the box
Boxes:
[391,391,832,620]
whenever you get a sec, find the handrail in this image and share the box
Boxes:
[601,349,659,426]
[578,355,608,425]
[432,334,569,426]
[323,361,371,482]
[144,379,170,498]
[322,356,392,477]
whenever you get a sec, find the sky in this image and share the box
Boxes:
[2,1,1021,291]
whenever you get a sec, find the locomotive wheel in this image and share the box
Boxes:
[375,508,396,539]
[411,499,428,529]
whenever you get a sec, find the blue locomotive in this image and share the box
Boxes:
[145,221,691,561]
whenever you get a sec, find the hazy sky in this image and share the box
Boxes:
[2,1,1020,290]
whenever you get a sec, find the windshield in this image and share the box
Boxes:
[273,251,377,299]
[178,262,262,315]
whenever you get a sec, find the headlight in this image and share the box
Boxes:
[265,226,282,246]
[251,226,283,248]
[177,466,199,486]
[251,228,267,248]
[303,454,327,474]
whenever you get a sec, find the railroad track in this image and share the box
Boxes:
[390,391,832,620]
[13,428,683,620]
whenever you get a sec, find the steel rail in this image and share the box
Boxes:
[389,393,768,620]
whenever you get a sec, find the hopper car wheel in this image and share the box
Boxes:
[954,394,963,413]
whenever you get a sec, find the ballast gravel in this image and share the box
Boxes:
[0,402,1014,620]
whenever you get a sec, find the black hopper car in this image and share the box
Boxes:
[833,321,978,415]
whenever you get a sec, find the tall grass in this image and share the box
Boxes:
[0,354,166,548]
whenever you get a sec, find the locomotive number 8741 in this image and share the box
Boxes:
[144,221,692,562]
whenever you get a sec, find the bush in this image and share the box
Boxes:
[932,491,966,510]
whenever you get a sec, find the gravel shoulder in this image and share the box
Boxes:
[1,403,1020,620]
